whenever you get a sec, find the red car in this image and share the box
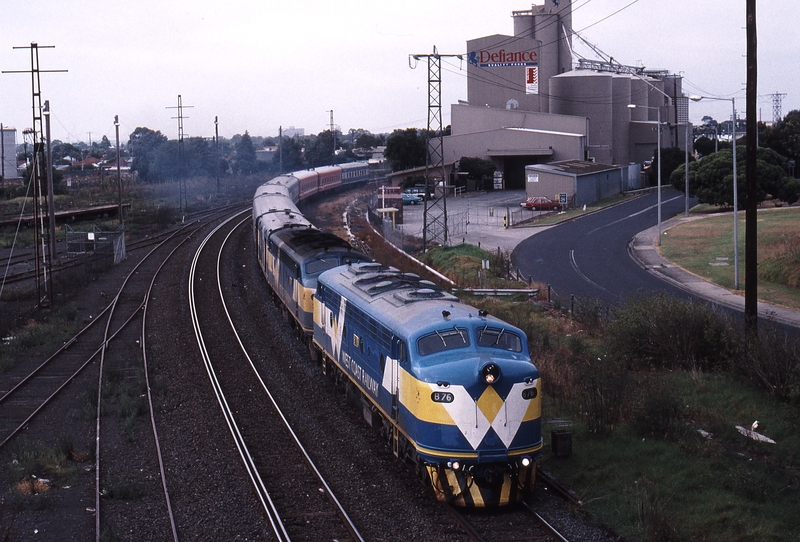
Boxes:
[520,196,562,211]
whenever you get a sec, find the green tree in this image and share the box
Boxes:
[385,128,427,171]
[51,141,82,163]
[671,146,800,208]
[271,136,304,173]
[647,146,685,187]
[458,157,496,182]
[694,136,718,158]
[760,110,800,177]
[128,127,167,182]
[306,130,337,167]
[354,131,383,149]
[233,131,258,175]
[146,137,215,181]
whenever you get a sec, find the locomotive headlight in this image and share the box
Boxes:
[481,363,500,384]
[520,456,532,467]
[448,460,461,471]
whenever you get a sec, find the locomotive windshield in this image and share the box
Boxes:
[305,257,341,275]
[417,326,470,356]
[477,325,523,353]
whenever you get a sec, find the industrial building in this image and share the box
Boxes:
[443,0,688,204]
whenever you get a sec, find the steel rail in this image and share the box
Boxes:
[90,209,244,541]
[137,230,204,542]
[216,216,365,542]
[188,212,291,541]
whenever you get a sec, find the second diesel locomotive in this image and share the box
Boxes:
[252,163,543,507]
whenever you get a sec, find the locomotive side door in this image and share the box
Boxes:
[386,338,407,422]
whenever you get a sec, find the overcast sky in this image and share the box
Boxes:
[1,0,795,145]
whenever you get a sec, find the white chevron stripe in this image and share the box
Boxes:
[491,381,537,447]
[429,383,489,449]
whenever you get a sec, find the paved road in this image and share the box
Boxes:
[512,189,691,307]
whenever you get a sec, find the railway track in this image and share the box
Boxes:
[443,500,570,542]
[0,206,245,540]
[0,204,245,288]
[188,213,365,541]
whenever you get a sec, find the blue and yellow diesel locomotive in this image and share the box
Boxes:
[312,263,542,507]
[253,163,543,507]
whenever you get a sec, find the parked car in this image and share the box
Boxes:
[402,192,423,205]
[404,186,429,201]
[520,196,562,211]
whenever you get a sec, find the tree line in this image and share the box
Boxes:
[652,110,800,208]
[124,127,388,183]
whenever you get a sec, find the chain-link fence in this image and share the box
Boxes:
[65,225,126,264]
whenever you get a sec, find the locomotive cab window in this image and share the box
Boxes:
[477,325,522,353]
[306,256,341,276]
[417,327,470,356]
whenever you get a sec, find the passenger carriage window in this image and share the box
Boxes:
[417,327,470,356]
[477,325,522,353]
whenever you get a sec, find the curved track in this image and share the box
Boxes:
[0,206,243,540]
[188,212,365,541]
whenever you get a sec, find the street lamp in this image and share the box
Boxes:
[629,102,663,246]
[690,95,739,290]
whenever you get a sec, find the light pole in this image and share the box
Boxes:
[685,111,690,218]
[629,103,663,245]
[690,95,739,290]
[115,115,123,226]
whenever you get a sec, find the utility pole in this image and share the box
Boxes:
[44,102,56,282]
[115,115,123,225]
[279,125,283,174]
[167,95,193,212]
[1,123,5,183]
[745,0,758,338]
[3,42,66,309]
[215,116,220,194]
[410,46,462,250]
[326,110,335,160]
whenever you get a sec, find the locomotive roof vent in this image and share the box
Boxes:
[392,288,459,305]
[351,262,394,275]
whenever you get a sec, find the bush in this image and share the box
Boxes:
[741,323,800,402]
[572,296,608,330]
[632,380,685,440]
[574,353,631,434]
[606,292,739,373]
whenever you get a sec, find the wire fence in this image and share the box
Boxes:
[365,200,618,325]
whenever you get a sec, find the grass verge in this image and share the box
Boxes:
[659,208,800,309]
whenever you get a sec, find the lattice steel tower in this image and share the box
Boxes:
[771,92,787,124]
[410,46,462,251]
[167,95,193,211]
[3,43,66,307]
